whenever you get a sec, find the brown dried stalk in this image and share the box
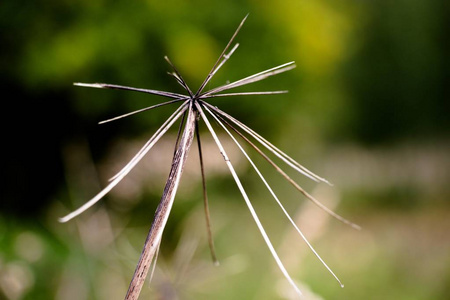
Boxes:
[125,104,197,299]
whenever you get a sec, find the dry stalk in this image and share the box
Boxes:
[125,104,197,299]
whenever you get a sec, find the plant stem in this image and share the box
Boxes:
[125,104,197,300]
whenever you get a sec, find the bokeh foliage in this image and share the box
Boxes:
[1,0,449,299]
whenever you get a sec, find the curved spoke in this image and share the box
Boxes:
[202,102,330,184]
[196,102,303,297]
[99,98,187,124]
[74,82,187,99]
[204,104,345,286]
[59,101,190,223]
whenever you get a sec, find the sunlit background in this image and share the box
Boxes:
[1,1,449,299]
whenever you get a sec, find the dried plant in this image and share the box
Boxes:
[60,15,359,299]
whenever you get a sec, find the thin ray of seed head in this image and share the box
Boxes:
[202,102,324,183]
[196,102,303,296]
[74,82,187,99]
[167,71,185,88]
[202,102,331,185]
[107,100,190,183]
[201,61,296,97]
[203,104,344,287]
[202,102,361,230]
[99,98,186,124]
[200,91,289,99]
[173,110,188,157]
[207,43,240,80]
[195,121,219,265]
[195,14,248,97]
[59,101,190,223]
[165,55,193,97]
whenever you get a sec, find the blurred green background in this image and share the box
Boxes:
[1,0,449,299]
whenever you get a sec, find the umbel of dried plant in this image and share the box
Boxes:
[61,15,359,299]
